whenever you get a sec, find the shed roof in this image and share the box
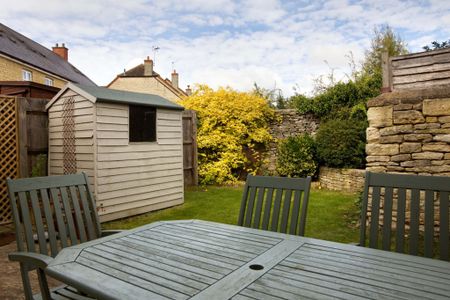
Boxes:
[0,23,96,86]
[46,83,184,111]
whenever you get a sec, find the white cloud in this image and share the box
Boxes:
[0,0,448,96]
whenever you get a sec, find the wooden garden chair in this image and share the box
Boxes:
[7,172,122,300]
[238,175,312,236]
[360,171,449,261]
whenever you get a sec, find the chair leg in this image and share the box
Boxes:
[19,264,34,300]
[37,268,52,300]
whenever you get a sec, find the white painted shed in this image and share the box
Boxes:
[46,83,185,222]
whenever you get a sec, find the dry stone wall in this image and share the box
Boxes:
[318,167,365,193]
[365,86,450,237]
[264,109,319,173]
[366,86,450,175]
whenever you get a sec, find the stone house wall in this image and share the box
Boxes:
[318,167,365,193]
[264,109,319,173]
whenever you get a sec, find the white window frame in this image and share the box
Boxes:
[22,69,32,81]
[45,77,54,86]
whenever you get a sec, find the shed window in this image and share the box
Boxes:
[129,105,156,142]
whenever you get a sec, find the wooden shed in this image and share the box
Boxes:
[46,83,185,222]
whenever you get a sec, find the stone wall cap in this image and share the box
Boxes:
[368,85,450,107]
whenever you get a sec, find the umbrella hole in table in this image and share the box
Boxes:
[249,264,264,270]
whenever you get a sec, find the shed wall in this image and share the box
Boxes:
[95,102,184,221]
[48,89,95,186]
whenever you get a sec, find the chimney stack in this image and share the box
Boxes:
[185,85,192,96]
[52,43,68,61]
[171,70,179,89]
[144,56,153,76]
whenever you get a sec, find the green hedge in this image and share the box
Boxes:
[315,119,367,168]
[276,134,317,177]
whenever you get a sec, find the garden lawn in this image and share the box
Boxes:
[105,186,360,243]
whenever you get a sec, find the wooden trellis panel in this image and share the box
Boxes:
[0,96,18,225]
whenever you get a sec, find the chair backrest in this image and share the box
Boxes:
[360,171,449,261]
[238,175,311,236]
[7,172,101,257]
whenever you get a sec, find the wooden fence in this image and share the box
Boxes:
[382,48,450,92]
[182,110,198,186]
[0,96,48,225]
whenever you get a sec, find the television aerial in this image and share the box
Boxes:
[152,46,160,64]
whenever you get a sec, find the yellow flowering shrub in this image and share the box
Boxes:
[180,85,275,184]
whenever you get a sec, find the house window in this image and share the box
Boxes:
[45,77,54,86]
[129,105,157,142]
[22,70,32,81]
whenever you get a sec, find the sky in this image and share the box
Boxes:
[1,0,449,96]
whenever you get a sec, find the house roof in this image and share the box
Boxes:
[108,63,187,98]
[0,23,96,86]
[46,83,184,111]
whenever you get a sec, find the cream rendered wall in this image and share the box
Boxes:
[0,55,66,88]
[108,77,181,103]
[94,102,184,221]
[48,89,95,186]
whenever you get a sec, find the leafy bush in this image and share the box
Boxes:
[292,77,378,121]
[315,119,367,168]
[31,154,47,177]
[180,85,275,184]
[276,134,317,178]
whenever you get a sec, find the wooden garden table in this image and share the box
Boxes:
[46,220,450,299]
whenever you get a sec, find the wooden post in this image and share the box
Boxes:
[381,50,392,93]
[192,111,198,186]
[17,97,49,178]
[182,110,198,186]
[17,98,28,177]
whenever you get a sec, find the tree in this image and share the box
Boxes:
[423,40,450,51]
[362,25,409,80]
[252,83,289,109]
[292,24,408,120]
[180,85,275,184]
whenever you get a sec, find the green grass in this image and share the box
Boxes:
[105,186,360,243]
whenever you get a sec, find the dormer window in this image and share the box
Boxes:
[22,69,32,81]
[45,77,54,86]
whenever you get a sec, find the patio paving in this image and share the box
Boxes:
[0,231,60,299]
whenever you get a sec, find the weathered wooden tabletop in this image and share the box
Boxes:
[46,220,450,300]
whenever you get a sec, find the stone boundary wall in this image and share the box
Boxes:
[265,109,319,173]
[318,167,365,193]
[366,86,450,175]
[365,86,450,237]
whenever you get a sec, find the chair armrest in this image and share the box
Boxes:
[101,229,125,237]
[8,252,54,269]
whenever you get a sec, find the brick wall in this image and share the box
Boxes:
[108,77,181,103]
[318,167,365,193]
[0,56,66,88]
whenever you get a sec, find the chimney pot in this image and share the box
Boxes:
[171,70,179,89]
[52,43,68,61]
[186,85,192,96]
[144,57,153,76]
